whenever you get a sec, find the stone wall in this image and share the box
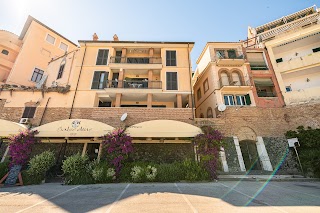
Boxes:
[223,137,241,173]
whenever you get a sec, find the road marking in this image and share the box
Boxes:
[106,184,130,213]
[15,185,81,213]
[219,182,288,213]
[174,183,198,213]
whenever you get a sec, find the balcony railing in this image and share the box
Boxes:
[257,91,277,97]
[110,57,162,64]
[214,51,245,60]
[102,80,162,89]
[217,77,251,89]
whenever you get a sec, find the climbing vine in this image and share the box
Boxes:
[193,126,224,180]
[102,129,133,179]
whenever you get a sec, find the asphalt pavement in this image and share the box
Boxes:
[0,181,319,213]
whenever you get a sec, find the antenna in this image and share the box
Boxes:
[217,104,227,112]
[120,113,127,122]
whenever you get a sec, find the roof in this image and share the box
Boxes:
[78,40,194,45]
[255,5,317,33]
[19,15,78,47]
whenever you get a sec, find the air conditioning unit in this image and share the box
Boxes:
[19,118,29,124]
[51,81,58,87]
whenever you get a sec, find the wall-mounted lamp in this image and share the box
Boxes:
[306,78,310,82]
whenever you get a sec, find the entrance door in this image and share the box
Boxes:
[239,140,261,170]
[87,143,100,161]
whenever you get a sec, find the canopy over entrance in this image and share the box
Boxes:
[126,120,202,138]
[33,119,114,138]
[0,119,27,137]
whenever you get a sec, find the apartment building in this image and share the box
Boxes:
[247,5,320,105]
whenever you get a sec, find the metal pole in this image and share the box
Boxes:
[293,146,304,176]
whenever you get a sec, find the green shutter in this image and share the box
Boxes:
[91,71,101,89]
[245,94,251,105]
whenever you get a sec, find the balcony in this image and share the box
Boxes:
[101,80,162,90]
[214,50,246,66]
[257,91,277,98]
[276,52,320,73]
[109,57,162,69]
[217,77,252,92]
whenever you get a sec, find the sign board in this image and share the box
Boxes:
[288,138,300,147]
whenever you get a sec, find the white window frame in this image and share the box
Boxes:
[95,49,110,66]
[235,95,246,106]
[224,94,235,106]
[45,33,56,45]
[30,67,45,83]
[165,71,179,91]
[59,42,69,52]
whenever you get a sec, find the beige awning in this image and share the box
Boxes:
[126,120,202,138]
[0,119,27,137]
[33,119,114,138]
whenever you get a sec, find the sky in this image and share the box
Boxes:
[0,0,319,68]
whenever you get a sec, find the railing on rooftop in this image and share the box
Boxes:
[110,57,162,64]
[214,50,245,61]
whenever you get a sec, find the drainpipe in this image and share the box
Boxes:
[187,43,195,120]
[69,43,87,119]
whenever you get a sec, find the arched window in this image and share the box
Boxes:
[231,72,241,86]
[57,59,66,79]
[220,72,229,86]
[1,49,9,55]
[207,107,213,118]
[200,113,204,118]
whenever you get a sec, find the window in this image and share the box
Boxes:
[166,51,176,66]
[276,58,283,63]
[203,79,209,93]
[286,86,292,92]
[216,50,225,59]
[46,34,55,44]
[98,101,111,107]
[207,107,213,118]
[166,72,178,90]
[236,95,251,105]
[220,72,229,86]
[197,88,201,101]
[22,107,36,118]
[231,72,241,86]
[312,47,320,53]
[31,68,44,83]
[91,71,108,89]
[96,49,109,65]
[57,61,66,79]
[224,95,235,106]
[59,42,68,51]
[247,52,268,70]
[227,49,236,59]
[1,49,9,55]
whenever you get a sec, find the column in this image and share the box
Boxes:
[256,136,273,171]
[233,136,246,172]
[147,93,152,108]
[220,147,229,172]
[177,94,182,108]
[97,143,103,162]
[148,70,153,88]
[115,93,122,107]
[149,48,154,64]
[118,68,124,88]
[1,146,9,163]
[82,143,88,157]
[188,94,193,108]
[121,48,127,63]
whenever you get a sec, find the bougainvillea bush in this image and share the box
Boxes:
[8,130,40,167]
[102,129,133,179]
[193,126,224,180]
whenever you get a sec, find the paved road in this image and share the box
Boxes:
[0,181,319,213]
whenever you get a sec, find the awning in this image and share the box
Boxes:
[33,119,114,138]
[0,119,27,137]
[126,120,202,138]
[254,78,274,86]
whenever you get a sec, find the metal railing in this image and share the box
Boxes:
[215,50,245,60]
[257,91,277,97]
[102,80,162,89]
[109,57,162,64]
[217,77,251,89]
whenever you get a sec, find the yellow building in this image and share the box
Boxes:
[247,5,320,105]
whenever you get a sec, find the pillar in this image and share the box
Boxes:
[149,48,154,64]
[97,143,103,162]
[115,93,122,107]
[118,68,124,88]
[233,136,246,172]
[220,147,229,172]
[148,70,153,88]
[121,48,127,63]
[256,136,273,171]
[188,94,193,108]
[147,93,152,108]
[1,146,9,163]
[82,143,88,157]
[177,94,182,108]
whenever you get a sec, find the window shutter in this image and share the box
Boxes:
[166,72,177,90]
[245,94,251,105]
[22,107,36,118]
[96,49,109,65]
[91,71,101,89]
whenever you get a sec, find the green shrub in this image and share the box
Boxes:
[27,151,56,184]
[156,162,186,182]
[90,160,116,183]
[183,159,209,181]
[0,161,9,179]
[62,153,93,184]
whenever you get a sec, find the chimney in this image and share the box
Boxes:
[113,34,119,41]
[93,33,99,41]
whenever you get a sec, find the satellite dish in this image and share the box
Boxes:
[218,104,227,112]
[120,113,127,121]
